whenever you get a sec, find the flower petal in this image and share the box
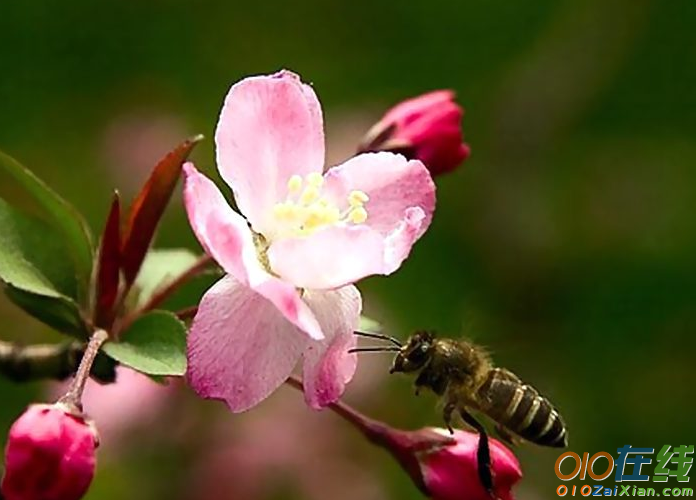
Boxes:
[215,70,325,234]
[267,225,385,290]
[186,275,307,412]
[323,152,435,238]
[267,209,427,290]
[383,90,457,125]
[182,162,258,283]
[183,163,323,339]
[301,285,361,409]
[267,152,434,290]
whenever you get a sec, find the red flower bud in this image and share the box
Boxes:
[420,429,522,500]
[359,90,470,176]
[363,423,521,500]
[1,404,98,500]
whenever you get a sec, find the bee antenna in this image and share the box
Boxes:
[348,346,401,354]
[353,330,403,347]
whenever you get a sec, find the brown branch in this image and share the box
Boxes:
[0,339,116,384]
[58,330,109,410]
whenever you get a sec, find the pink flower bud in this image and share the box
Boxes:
[362,423,521,500]
[420,429,522,500]
[1,404,98,500]
[359,90,470,176]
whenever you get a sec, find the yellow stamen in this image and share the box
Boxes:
[348,190,369,207]
[307,172,324,187]
[273,202,292,219]
[304,210,325,230]
[273,173,370,237]
[287,175,303,193]
[300,186,320,205]
[348,207,368,224]
[325,206,341,224]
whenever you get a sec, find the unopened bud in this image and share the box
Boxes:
[364,423,521,500]
[359,90,470,176]
[1,403,98,500]
[419,428,522,500]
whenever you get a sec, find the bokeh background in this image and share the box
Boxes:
[1,0,695,498]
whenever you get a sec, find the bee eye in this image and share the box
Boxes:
[407,342,430,365]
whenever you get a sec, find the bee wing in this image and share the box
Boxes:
[495,424,522,447]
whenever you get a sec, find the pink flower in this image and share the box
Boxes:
[183,70,435,412]
[359,90,470,176]
[1,404,98,500]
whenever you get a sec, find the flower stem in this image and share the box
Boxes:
[285,375,387,444]
[0,340,81,382]
[0,340,117,383]
[58,330,109,412]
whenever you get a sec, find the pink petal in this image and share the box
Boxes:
[383,207,428,272]
[186,275,307,412]
[267,226,383,290]
[215,70,325,234]
[301,285,362,409]
[268,218,426,290]
[383,90,457,125]
[403,103,462,145]
[182,162,259,283]
[183,163,324,340]
[267,153,434,290]
[323,152,435,238]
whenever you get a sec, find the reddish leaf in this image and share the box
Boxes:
[94,192,121,327]
[121,134,204,285]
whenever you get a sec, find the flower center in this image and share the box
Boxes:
[271,172,369,238]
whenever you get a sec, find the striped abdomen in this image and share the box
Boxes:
[476,368,568,447]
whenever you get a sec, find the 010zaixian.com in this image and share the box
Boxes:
[554,445,693,497]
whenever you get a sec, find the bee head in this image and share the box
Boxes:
[390,331,435,374]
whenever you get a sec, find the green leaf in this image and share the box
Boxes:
[359,315,382,333]
[132,248,200,307]
[0,198,78,298]
[0,150,93,296]
[3,285,87,337]
[103,310,187,376]
[0,199,87,336]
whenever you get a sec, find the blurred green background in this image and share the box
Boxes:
[1,0,695,498]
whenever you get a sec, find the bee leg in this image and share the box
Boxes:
[460,410,495,499]
[442,401,457,434]
[414,370,432,397]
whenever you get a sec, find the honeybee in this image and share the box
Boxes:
[352,330,568,495]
